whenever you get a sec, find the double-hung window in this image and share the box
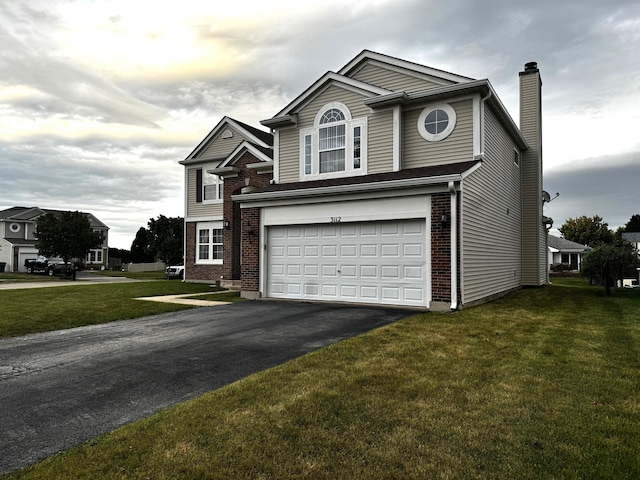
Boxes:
[203,170,223,203]
[300,102,367,180]
[196,221,223,264]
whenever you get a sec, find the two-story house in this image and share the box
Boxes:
[180,50,546,310]
[0,206,109,272]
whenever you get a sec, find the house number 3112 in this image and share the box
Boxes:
[330,217,342,223]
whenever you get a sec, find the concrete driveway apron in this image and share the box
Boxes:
[0,300,415,475]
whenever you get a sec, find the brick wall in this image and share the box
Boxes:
[241,207,261,292]
[185,221,224,281]
[430,192,460,304]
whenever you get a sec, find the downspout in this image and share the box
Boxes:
[449,180,458,311]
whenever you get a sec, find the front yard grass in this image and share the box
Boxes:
[0,281,219,338]
[4,278,639,479]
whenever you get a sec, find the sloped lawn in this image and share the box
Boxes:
[0,281,218,337]
[5,279,640,479]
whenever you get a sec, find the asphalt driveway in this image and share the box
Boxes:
[0,300,414,475]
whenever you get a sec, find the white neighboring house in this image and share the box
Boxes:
[547,234,591,272]
[0,206,109,273]
[621,232,640,283]
[621,232,640,257]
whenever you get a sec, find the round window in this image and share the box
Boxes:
[417,103,456,142]
[9,222,21,233]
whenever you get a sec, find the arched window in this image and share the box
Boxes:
[300,102,367,179]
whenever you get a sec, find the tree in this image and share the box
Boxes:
[147,215,183,265]
[559,215,613,247]
[35,211,103,277]
[130,227,154,263]
[129,216,183,265]
[582,242,639,295]
[624,214,640,232]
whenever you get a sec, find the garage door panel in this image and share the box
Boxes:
[381,244,399,256]
[267,219,427,306]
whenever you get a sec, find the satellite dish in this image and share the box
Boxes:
[542,191,551,203]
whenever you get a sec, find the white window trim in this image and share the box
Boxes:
[417,103,457,142]
[299,102,368,181]
[196,221,223,265]
[87,249,103,263]
[202,167,224,205]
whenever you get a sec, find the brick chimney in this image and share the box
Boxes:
[519,62,545,286]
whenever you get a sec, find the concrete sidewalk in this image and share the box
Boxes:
[0,272,141,290]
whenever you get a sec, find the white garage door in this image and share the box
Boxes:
[267,219,427,306]
[18,249,39,273]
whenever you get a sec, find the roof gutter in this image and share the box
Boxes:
[232,173,466,204]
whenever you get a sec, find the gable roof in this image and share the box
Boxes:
[263,51,473,125]
[0,207,108,229]
[182,116,273,164]
[208,141,274,177]
[547,235,591,252]
[259,50,527,149]
[338,49,474,85]
[263,72,393,126]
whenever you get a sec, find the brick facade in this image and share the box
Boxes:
[185,150,272,284]
[185,221,224,282]
[241,207,261,293]
[430,192,460,304]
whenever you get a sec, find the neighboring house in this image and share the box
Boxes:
[0,207,109,272]
[547,234,591,272]
[180,50,547,310]
[622,232,640,257]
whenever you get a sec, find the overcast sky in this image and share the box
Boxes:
[1,0,638,248]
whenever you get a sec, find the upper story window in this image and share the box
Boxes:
[202,170,223,203]
[300,102,367,180]
[417,103,456,142]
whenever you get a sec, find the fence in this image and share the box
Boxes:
[122,262,166,272]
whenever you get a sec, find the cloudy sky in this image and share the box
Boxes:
[0,0,638,248]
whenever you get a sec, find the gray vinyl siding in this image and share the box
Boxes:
[350,63,444,92]
[461,107,522,304]
[403,99,473,169]
[199,126,253,160]
[277,127,299,183]
[367,109,394,174]
[519,72,545,285]
[277,85,376,183]
[186,166,223,218]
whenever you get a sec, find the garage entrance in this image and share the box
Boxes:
[267,219,428,306]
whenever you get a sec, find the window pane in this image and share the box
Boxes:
[353,126,361,169]
[212,229,223,244]
[320,149,345,173]
[204,185,217,200]
[304,135,312,175]
[425,109,449,134]
[213,245,223,260]
[199,245,209,260]
[319,125,345,150]
[199,229,209,244]
[319,108,345,124]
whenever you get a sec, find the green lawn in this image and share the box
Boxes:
[4,278,639,479]
[0,280,223,337]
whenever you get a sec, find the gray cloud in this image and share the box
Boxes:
[544,151,640,230]
[1,0,638,247]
